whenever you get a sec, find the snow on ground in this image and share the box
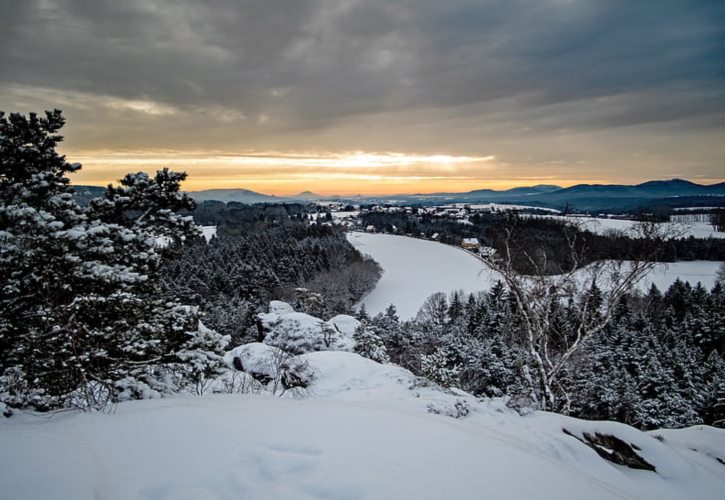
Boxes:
[2,349,723,500]
[349,232,724,320]
[444,202,561,213]
[347,232,498,319]
[636,261,722,291]
[569,260,724,295]
[532,215,724,239]
[331,210,359,219]
[673,207,720,211]
[200,225,217,243]
[155,225,217,247]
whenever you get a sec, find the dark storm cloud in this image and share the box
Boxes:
[3,0,723,128]
[1,0,724,187]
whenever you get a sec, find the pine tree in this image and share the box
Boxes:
[420,348,460,388]
[353,321,389,363]
[0,110,228,411]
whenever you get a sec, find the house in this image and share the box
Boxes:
[461,238,480,250]
[479,246,497,258]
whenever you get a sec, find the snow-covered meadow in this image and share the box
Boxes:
[532,215,725,240]
[348,232,724,320]
[347,232,498,319]
[636,260,722,291]
[2,347,723,500]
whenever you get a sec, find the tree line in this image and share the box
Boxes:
[359,279,724,430]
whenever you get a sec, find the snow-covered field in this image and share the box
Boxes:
[445,202,561,213]
[532,215,725,239]
[637,261,722,291]
[330,210,359,219]
[349,232,723,320]
[347,232,498,319]
[2,349,723,500]
[200,225,217,242]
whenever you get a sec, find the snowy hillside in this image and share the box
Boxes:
[347,232,498,319]
[349,232,724,319]
[533,215,725,240]
[2,349,723,500]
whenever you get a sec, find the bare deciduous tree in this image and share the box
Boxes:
[482,214,679,411]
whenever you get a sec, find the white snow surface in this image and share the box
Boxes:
[445,202,561,213]
[259,302,355,353]
[347,232,498,319]
[532,215,725,239]
[636,260,723,291]
[331,210,360,219]
[327,314,361,338]
[349,232,724,320]
[200,225,217,243]
[155,225,217,248]
[2,349,723,500]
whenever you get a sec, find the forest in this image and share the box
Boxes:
[161,205,381,345]
[356,279,724,429]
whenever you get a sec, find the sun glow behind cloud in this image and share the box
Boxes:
[66,150,511,194]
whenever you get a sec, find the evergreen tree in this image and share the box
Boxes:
[0,110,228,411]
[420,348,460,388]
[353,321,389,363]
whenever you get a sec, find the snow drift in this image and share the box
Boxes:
[2,349,723,500]
[2,302,723,500]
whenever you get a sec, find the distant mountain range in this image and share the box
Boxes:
[187,188,287,204]
[72,179,725,212]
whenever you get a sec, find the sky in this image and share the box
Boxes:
[1,0,724,195]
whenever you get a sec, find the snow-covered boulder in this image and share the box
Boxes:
[268,300,294,315]
[260,311,327,354]
[258,302,356,354]
[224,342,316,392]
[224,343,283,382]
[326,315,360,339]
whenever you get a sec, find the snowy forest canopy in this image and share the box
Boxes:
[357,279,724,429]
[161,206,382,345]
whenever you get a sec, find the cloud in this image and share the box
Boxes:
[1,0,724,189]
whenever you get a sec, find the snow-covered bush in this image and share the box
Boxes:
[173,321,231,395]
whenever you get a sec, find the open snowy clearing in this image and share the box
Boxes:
[2,350,723,500]
[637,260,722,291]
[444,202,561,213]
[348,232,723,320]
[347,232,498,319]
[531,215,725,239]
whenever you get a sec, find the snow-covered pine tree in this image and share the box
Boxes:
[420,348,460,388]
[353,321,389,363]
[0,110,228,411]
